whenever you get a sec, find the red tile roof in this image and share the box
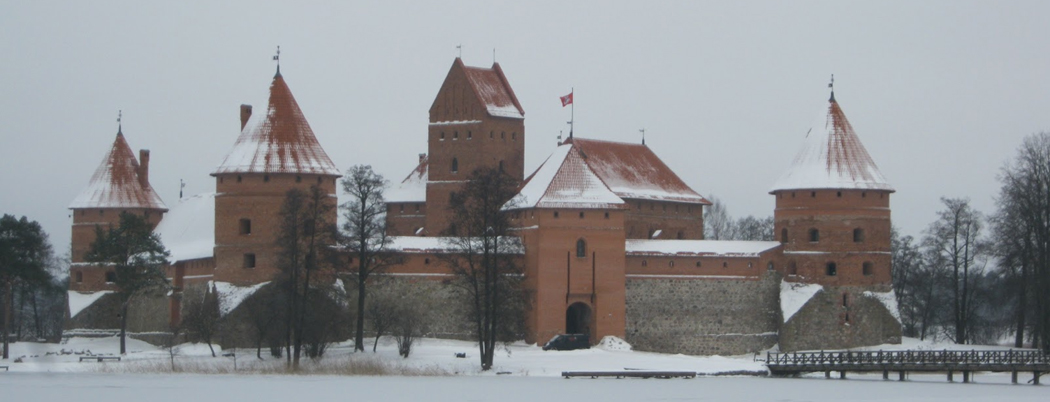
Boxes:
[770,98,893,192]
[509,144,626,210]
[460,60,524,119]
[567,138,711,205]
[214,72,340,176]
[69,132,167,210]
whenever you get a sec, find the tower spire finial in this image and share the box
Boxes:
[828,74,835,102]
[117,110,123,135]
[640,128,646,145]
[273,45,281,77]
[456,44,462,59]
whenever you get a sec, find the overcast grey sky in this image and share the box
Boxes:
[2,1,1048,255]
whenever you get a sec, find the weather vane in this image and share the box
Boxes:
[456,44,462,58]
[640,128,646,145]
[273,45,281,75]
[828,74,835,102]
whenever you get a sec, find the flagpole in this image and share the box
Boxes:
[570,87,574,139]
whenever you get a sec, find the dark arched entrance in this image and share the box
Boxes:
[566,302,592,335]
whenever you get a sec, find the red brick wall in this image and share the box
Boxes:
[621,199,705,240]
[213,172,338,285]
[69,207,165,292]
[773,189,892,286]
[385,202,427,236]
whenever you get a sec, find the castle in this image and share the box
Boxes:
[66,58,901,355]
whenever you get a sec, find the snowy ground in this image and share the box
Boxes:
[1,336,1047,401]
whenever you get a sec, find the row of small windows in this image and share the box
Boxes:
[450,158,505,174]
[439,131,517,141]
[638,260,767,269]
[392,204,423,213]
[780,191,883,199]
[220,175,328,184]
[552,211,611,219]
[781,228,867,243]
[79,209,152,217]
[824,261,875,276]
[634,201,698,214]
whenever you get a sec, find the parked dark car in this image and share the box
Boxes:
[542,334,590,351]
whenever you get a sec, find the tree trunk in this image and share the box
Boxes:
[355,270,366,352]
[120,300,129,355]
[2,281,10,359]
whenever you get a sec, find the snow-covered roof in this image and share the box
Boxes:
[153,193,215,263]
[69,132,167,210]
[770,98,894,192]
[508,144,625,210]
[461,61,524,119]
[213,72,341,176]
[781,281,823,323]
[388,236,524,254]
[569,138,711,205]
[386,155,428,203]
[68,290,112,318]
[625,239,780,257]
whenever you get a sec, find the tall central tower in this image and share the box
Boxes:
[211,67,342,285]
[424,58,525,235]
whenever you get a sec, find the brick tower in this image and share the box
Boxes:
[424,58,525,235]
[69,127,167,291]
[211,67,341,285]
[770,88,901,350]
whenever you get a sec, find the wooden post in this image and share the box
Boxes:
[1011,371,1017,384]
[839,371,846,379]
[825,371,830,379]
[948,370,953,382]
[963,371,970,383]
[882,370,888,380]
[898,371,905,381]
[1035,372,1040,385]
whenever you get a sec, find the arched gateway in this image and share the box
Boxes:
[566,302,592,337]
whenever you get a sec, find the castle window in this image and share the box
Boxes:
[440,132,445,140]
[576,239,586,258]
[862,192,867,198]
[454,131,459,140]
[296,175,302,183]
[641,260,648,267]
[490,131,494,139]
[669,260,675,267]
[748,262,753,268]
[767,262,774,271]
[467,131,472,139]
[501,131,505,139]
[220,177,224,184]
[809,228,819,242]
[788,261,797,275]
[75,271,83,283]
[237,175,242,183]
[791,192,796,198]
[424,258,430,265]
[604,212,610,219]
[512,132,516,140]
[99,210,104,216]
[826,262,837,276]
[451,158,459,173]
[723,262,728,268]
[318,177,323,184]
[105,271,116,283]
[415,204,420,212]
[811,191,816,198]
[837,191,842,197]
[239,219,252,235]
[863,262,874,276]
[554,211,559,218]
[842,293,849,307]
[579,212,584,219]
[499,160,504,172]
[399,204,405,213]
[244,253,256,269]
[264,175,270,182]
[853,228,865,243]
[677,231,684,239]
[781,228,789,243]
[695,261,702,267]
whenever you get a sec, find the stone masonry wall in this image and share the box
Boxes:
[626,272,781,355]
[779,285,901,351]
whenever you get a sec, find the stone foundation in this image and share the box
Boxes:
[779,285,901,351]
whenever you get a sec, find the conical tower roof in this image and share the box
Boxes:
[213,72,340,176]
[770,96,894,193]
[69,131,167,210]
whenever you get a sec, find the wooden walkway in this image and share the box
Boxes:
[765,350,1050,385]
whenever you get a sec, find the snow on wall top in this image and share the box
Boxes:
[69,133,167,210]
[770,99,894,192]
[626,239,780,257]
[68,290,112,318]
[507,144,625,210]
[863,289,901,322]
[386,155,428,203]
[568,138,711,204]
[387,236,524,254]
[212,281,268,317]
[780,280,823,323]
[152,193,215,263]
[213,73,341,176]
[462,61,524,119]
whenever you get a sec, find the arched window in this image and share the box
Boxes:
[641,260,648,267]
[451,158,459,173]
[853,228,865,243]
[863,262,874,276]
[826,262,837,276]
[576,239,586,257]
[781,228,789,243]
[809,228,819,242]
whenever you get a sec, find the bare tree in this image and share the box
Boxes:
[735,215,774,241]
[994,132,1050,351]
[339,165,393,352]
[85,212,169,355]
[365,279,396,352]
[923,197,988,344]
[703,195,734,240]
[241,284,286,359]
[275,185,338,369]
[181,283,221,357]
[442,167,527,371]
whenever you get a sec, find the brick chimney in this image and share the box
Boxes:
[240,104,253,130]
[138,149,150,188]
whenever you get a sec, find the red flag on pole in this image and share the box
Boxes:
[560,92,573,107]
